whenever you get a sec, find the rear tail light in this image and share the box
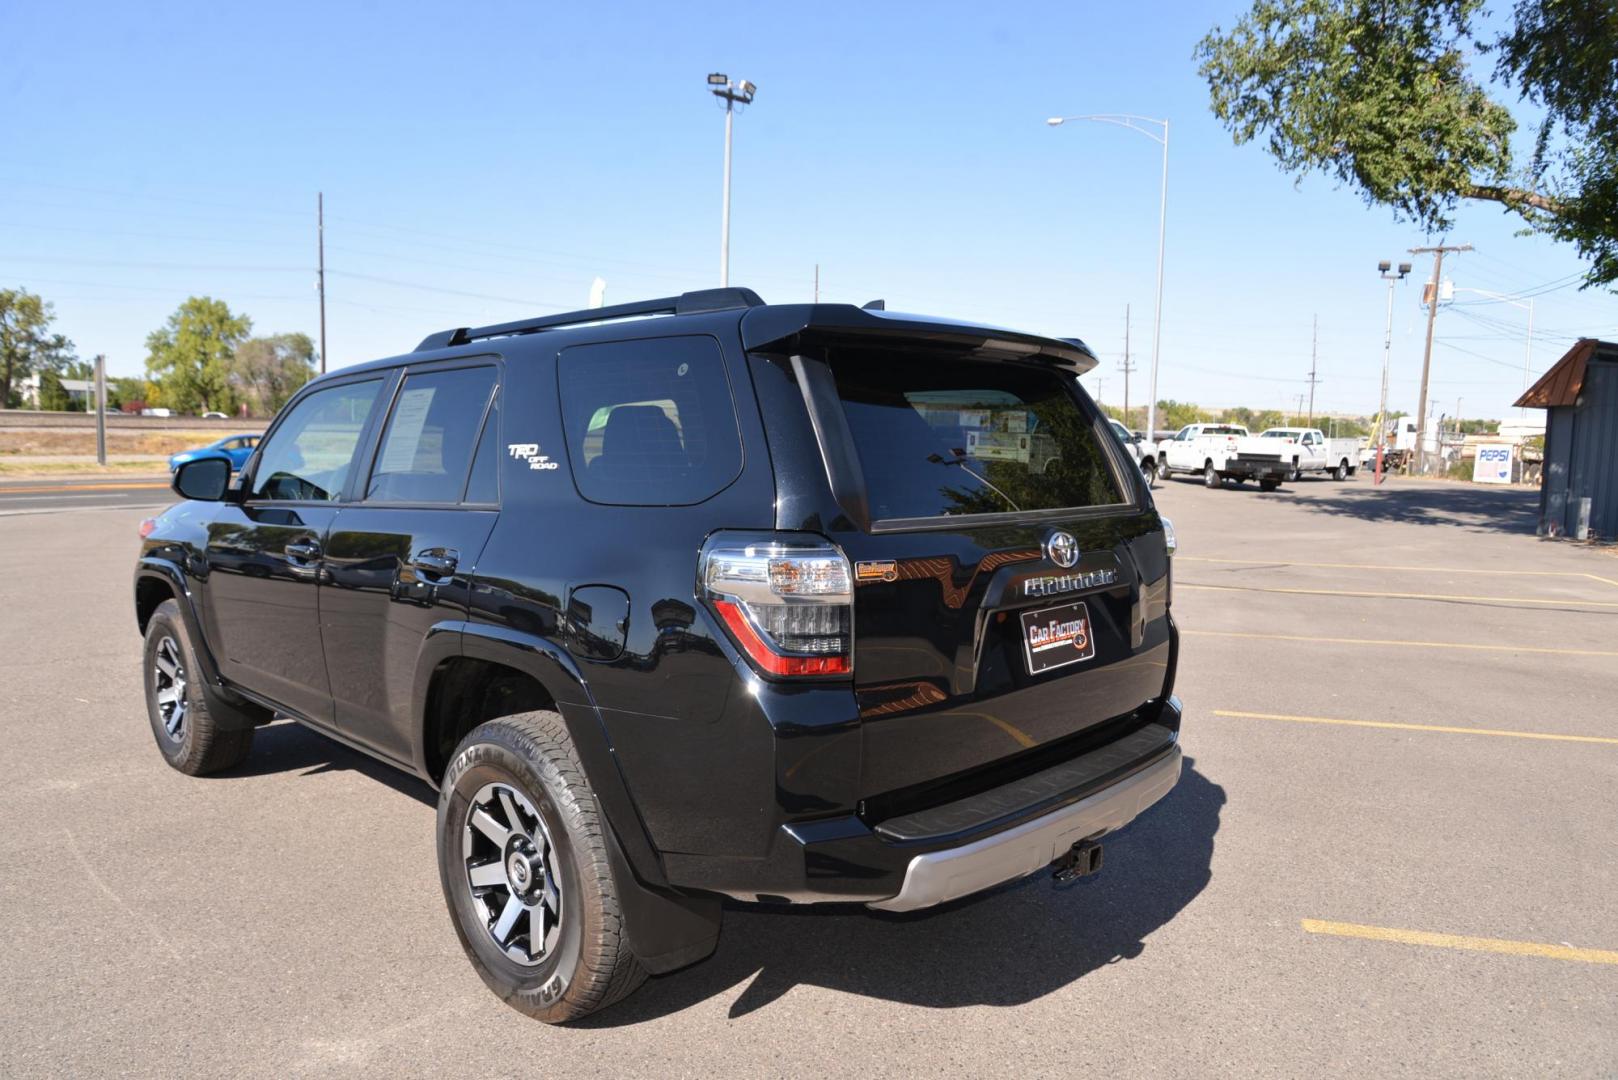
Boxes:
[699,533,853,678]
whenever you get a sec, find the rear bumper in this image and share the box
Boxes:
[868,737,1181,911]
[662,695,1185,906]
[1225,457,1291,479]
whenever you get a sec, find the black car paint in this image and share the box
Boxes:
[137,296,1180,969]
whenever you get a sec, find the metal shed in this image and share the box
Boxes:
[1514,338,1618,539]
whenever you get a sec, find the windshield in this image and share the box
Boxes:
[1261,430,1302,438]
[824,347,1126,521]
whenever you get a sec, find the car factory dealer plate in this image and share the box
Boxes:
[1019,600,1097,674]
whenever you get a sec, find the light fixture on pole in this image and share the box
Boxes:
[1375,260,1412,460]
[708,73,757,287]
[1047,113,1169,443]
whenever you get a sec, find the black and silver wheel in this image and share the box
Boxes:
[1156,458,1171,481]
[438,711,646,1023]
[1289,461,1302,482]
[461,782,564,967]
[142,599,253,775]
[1333,460,1349,481]
[1203,462,1221,488]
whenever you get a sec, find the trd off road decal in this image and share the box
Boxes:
[507,443,561,471]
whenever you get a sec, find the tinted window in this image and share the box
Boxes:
[463,394,500,504]
[558,336,742,506]
[367,366,497,504]
[251,379,383,501]
[825,348,1124,520]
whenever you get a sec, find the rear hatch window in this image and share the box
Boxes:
[824,348,1125,522]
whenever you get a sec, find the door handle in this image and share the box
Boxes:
[411,549,459,578]
[284,539,321,562]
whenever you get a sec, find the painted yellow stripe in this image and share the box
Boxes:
[1179,554,1618,590]
[0,481,168,495]
[1178,581,1618,609]
[1183,628,1618,658]
[1302,919,1618,966]
[1213,709,1618,746]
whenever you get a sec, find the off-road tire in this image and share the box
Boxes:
[437,711,647,1023]
[1203,462,1221,488]
[142,599,254,775]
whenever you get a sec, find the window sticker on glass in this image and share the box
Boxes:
[378,387,436,474]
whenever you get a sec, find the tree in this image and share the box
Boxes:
[145,297,251,415]
[1157,399,1211,430]
[106,375,148,412]
[1198,0,1618,287]
[0,287,77,407]
[230,332,316,416]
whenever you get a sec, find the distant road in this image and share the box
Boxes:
[0,475,174,515]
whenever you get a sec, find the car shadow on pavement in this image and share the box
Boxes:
[1293,480,1540,534]
[580,757,1224,1026]
[214,720,438,807]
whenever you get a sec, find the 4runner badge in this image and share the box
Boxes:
[507,443,561,471]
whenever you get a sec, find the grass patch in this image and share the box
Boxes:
[0,459,170,477]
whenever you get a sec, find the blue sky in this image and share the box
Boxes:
[5,0,1616,421]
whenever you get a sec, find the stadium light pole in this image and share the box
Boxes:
[708,73,757,287]
[1375,260,1412,462]
[1047,114,1169,442]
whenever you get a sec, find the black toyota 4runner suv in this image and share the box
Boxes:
[135,288,1182,1022]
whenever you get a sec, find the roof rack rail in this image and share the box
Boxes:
[415,287,766,352]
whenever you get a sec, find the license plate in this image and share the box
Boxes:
[1020,600,1097,674]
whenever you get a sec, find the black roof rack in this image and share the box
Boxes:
[415,287,766,352]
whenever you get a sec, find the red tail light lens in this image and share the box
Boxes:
[700,533,854,679]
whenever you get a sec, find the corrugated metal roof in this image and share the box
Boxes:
[1515,339,1616,408]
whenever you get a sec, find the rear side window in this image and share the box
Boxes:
[558,336,742,506]
[825,348,1125,521]
[366,366,497,504]
[251,379,383,501]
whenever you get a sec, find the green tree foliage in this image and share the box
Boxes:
[0,287,77,407]
[230,332,316,416]
[1198,0,1618,286]
[107,375,148,412]
[1156,399,1212,430]
[145,297,251,415]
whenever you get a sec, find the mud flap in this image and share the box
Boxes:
[605,822,722,975]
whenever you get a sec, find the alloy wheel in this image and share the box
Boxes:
[153,635,189,743]
[462,782,564,967]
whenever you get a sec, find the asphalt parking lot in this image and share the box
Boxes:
[2,475,1614,1078]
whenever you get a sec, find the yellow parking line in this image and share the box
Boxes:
[1213,709,1618,745]
[1302,919,1618,966]
[1178,581,1618,609]
[1182,629,1618,658]
[1179,555,1618,590]
[0,481,168,495]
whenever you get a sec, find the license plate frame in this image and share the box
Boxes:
[1019,600,1097,674]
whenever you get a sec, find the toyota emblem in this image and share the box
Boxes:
[1045,531,1079,569]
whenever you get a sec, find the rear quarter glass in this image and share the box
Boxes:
[557,335,743,506]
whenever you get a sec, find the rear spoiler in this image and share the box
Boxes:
[740,304,1098,374]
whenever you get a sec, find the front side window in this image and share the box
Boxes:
[825,347,1125,521]
[251,379,383,501]
[558,336,742,506]
[366,366,497,504]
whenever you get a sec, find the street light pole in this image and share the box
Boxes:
[707,74,757,288]
[1047,114,1169,443]
[1375,261,1411,456]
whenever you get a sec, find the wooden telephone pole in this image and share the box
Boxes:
[1409,243,1471,470]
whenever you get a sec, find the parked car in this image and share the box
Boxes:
[135,287,1183,1023]
[1107,417,1159,482]
[166,433,261,473]
[1154,423,1292,490]
[1255,427,1359,480]
[201,411,228,419]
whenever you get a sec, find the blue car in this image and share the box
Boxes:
[168,433,261,473]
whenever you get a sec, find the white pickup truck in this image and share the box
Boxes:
[1107,418,1159,483]
[1255,427,1360,480]
[1154,423,1295,490]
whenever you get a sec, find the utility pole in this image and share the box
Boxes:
[94,354,107,466]
[1118,304,1135,429]
[1409,242,1471,471]
[1095,376,1106,408]
[1305,314,1321,426]
[317,192,327,375]
[814,263,819,303]
[1294,393,1306,425]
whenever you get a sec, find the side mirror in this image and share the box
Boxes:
[173,456,232,501]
